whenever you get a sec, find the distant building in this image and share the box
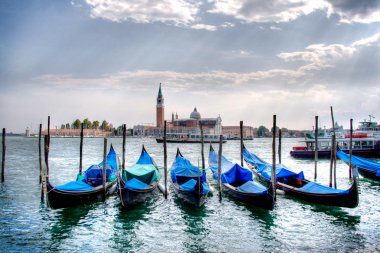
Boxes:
[42,129,112,137]
[133,84,222,137]
[222,126,255,139]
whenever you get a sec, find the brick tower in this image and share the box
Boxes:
[156,83,164,128]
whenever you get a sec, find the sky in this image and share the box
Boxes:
[0,0,379,133]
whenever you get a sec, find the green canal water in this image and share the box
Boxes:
[0,137,379,252]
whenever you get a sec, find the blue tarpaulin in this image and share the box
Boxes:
[136,148,156,165]
[125,178,150,190]
[55,181,95,191]
[337,150,380,173]
[243,147,304,181]
[179,179,197,191]
[236,181,268,194]
[209,147,254,184]
[178,179,210,195]
[299,182,349,194]
[83,164,115,187]
[171,156,206,183]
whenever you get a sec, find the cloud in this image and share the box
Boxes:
[208,0,329,23]
[85,0,199,25]
[191,23,218,31]
[327,0,380,23]
[278,33,380,82]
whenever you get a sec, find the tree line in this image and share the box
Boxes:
[60,119,113,131]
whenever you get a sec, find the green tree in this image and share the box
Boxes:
[92,120,100,129]
[101,120,109,131]
[72,119,81,129]
[257,125,269,137]
[83,118,92,129]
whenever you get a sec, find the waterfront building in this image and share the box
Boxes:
[222,126,255,139]
[133,84,223,137]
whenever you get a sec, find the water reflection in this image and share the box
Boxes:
[173,198,209,253]
[44,203,94,251]
[112,198,154,251]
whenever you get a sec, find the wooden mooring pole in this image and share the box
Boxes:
[330,106,337,188]
[122,124,126,170]
[218,134,223,201]
[240,121,244,167]
[42,135,49,202]
[349,119,353,179]
[314,116,318,180]
[200,121,205,170]
[2,128,5,183]
[39,124,42,184]
[79,123,84,175]
[102,138,107,200]
[46,116,50,176]
[272,115,277,201]
[278,129,282,164]
[163,121,168,199]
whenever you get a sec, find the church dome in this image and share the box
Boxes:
[190,107,201,120]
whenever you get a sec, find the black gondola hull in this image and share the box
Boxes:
[249,165,358,208]
[222,183,274,210]
[118,178,158,207]
[47,180,117,209]
[357,167,380,182]
[172,183,208,207]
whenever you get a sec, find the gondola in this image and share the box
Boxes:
[170,148,210,207]
[118,145,161,207]
[243,145,358,208]
[337,150,380,182]
[47,145,119,209]
[208,145,274,210]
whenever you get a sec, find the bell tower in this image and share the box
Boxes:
[156,83,164,128]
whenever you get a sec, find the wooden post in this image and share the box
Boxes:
[44,133,50,180]
[218,134,223,201]
[240,121,244,167]
[278,129,282,164]
[122,124,126,169]
[39,124,42,184]
[163,121,168,199]
[46,116,50,176]
[330,106,337,188]
[200,121,205,170]
[314,116,318,180]
[103,138,107,200]
[79,123,84,175]
[1,128,5,183]
[349,119,353,179]
[329,134,334,187]
[272,115,277,201]
[42,135,49,202]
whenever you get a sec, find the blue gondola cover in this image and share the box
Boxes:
[299,182,349,194]
[171,157,206,183]
[236,181,268,194]
[125,178,150,190]
[55,181,95,191]
[179,179,197,191]
[337,150,380,173]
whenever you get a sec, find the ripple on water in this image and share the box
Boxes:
[0,137,379,252]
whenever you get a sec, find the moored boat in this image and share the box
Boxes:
[208,145,274,210]
[244,146,358,208]
[118,146,161,207]
[291,117,380,159]
[337,150,380,182]
[47,145,119,209]
[170,148,210,207]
